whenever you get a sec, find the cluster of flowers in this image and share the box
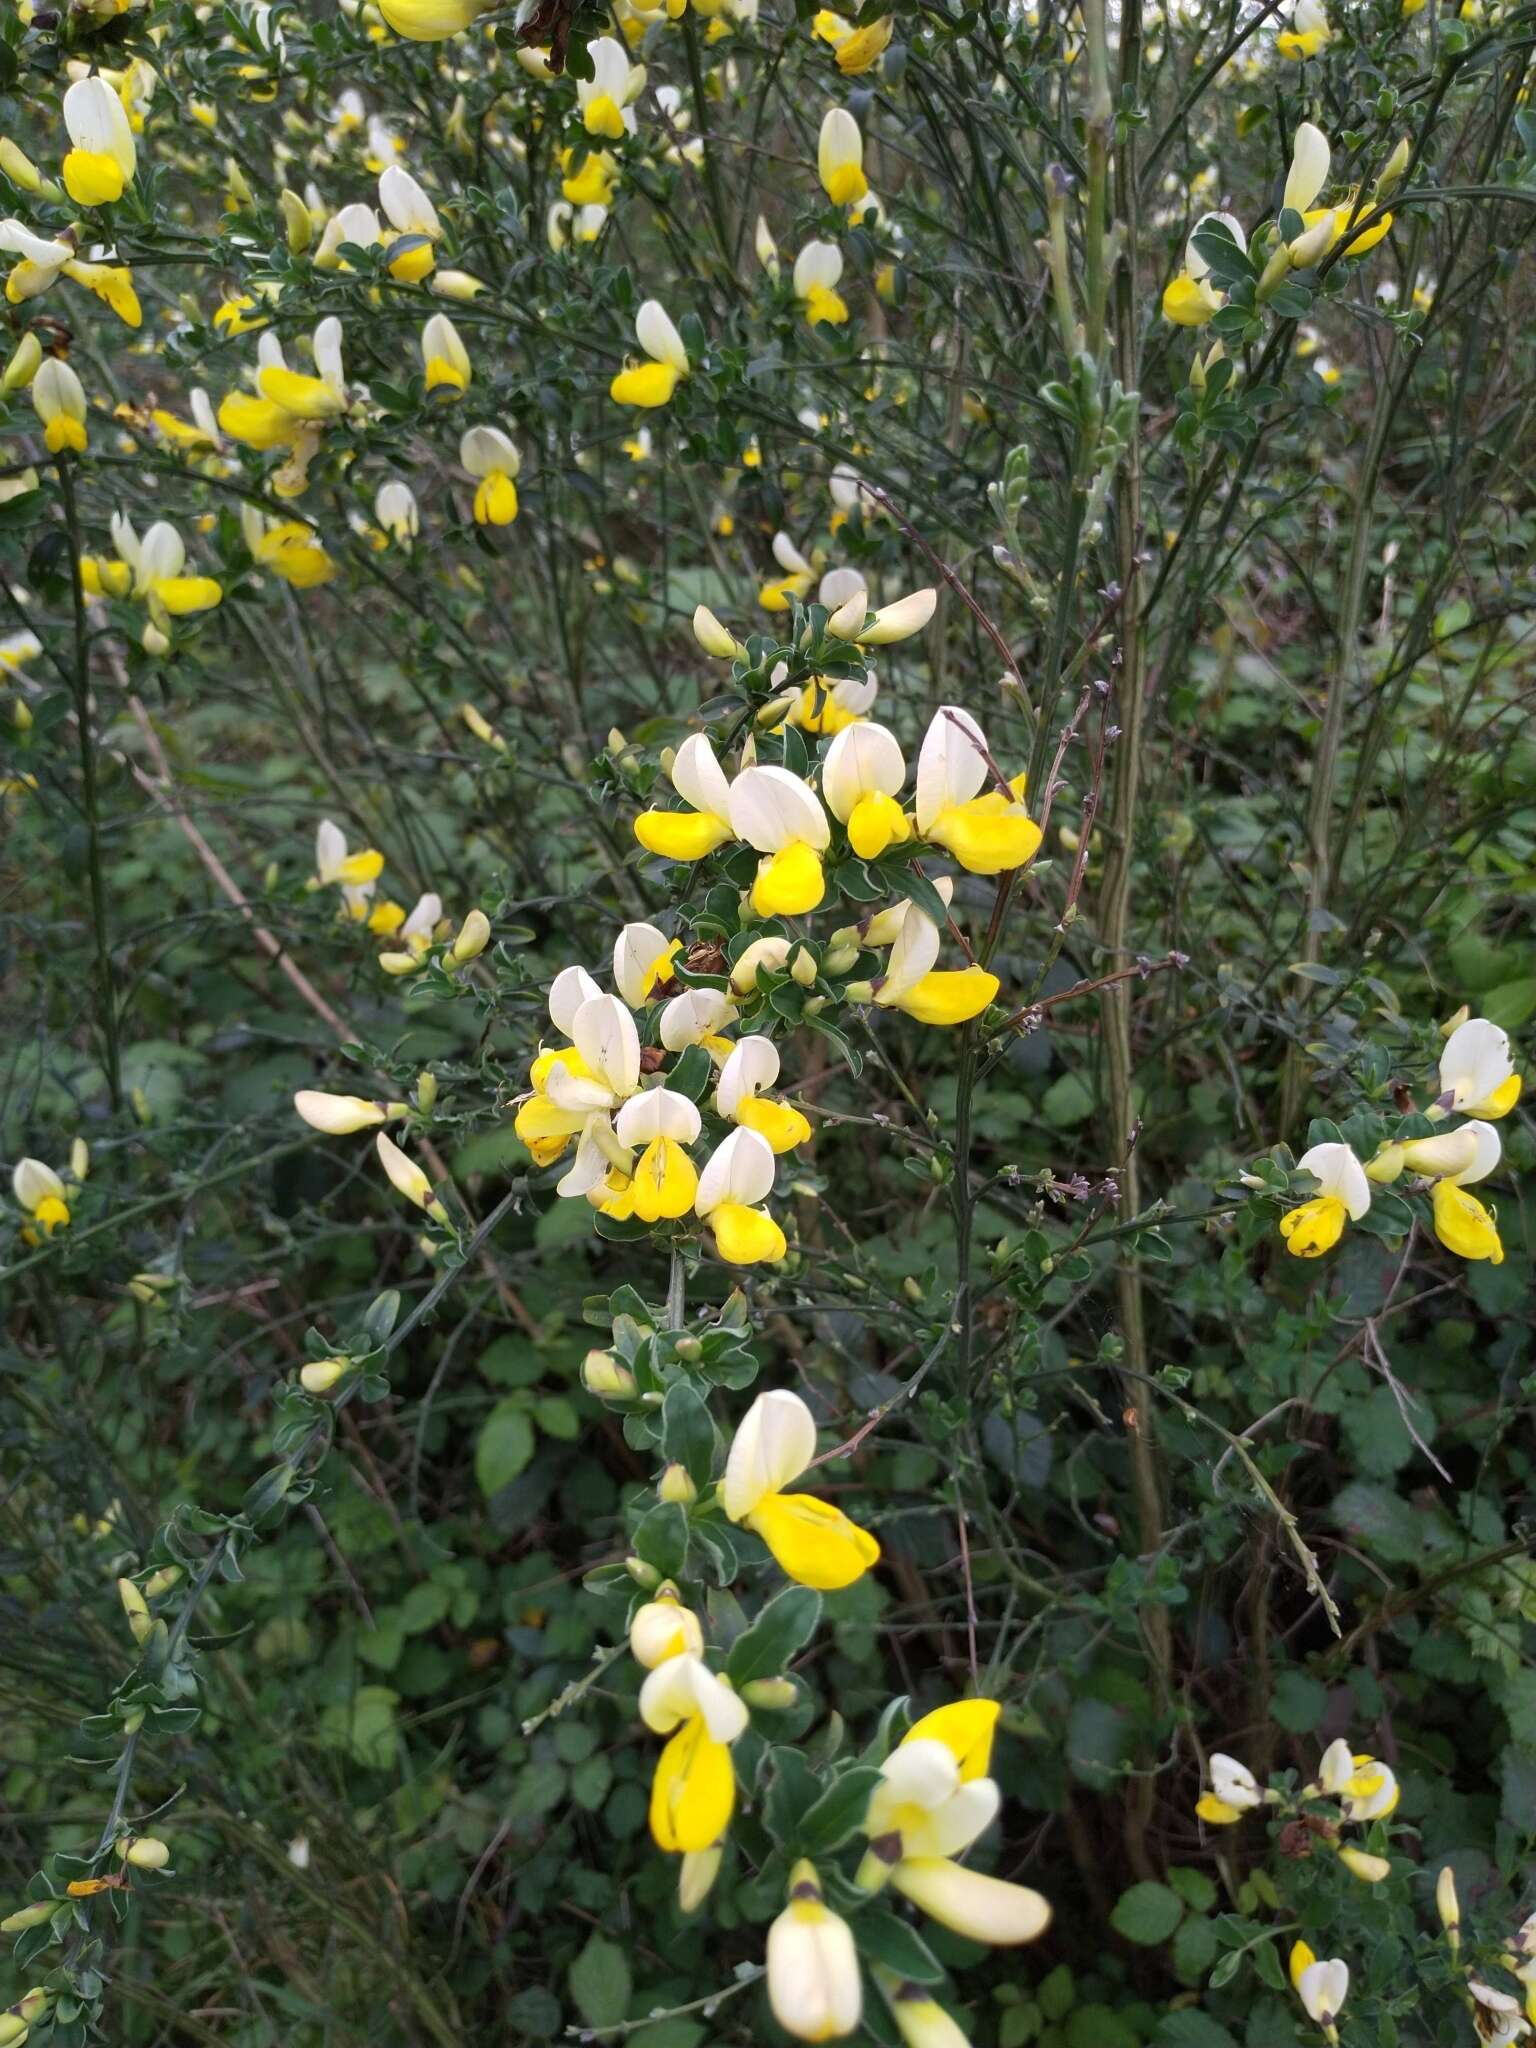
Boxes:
[1271,1016,1520,1266]
[1197,1736,1401,1886]
[306,818,490,975]
[621,1390,1047,2043]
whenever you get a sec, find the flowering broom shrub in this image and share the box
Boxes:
[1,0,1534,2040]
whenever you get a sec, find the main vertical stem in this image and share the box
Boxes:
[59,458,123,1114]
[1094,0,1171,1727]
[1276,371,1396,1135]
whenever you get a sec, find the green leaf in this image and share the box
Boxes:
[568,1932,631,2030]
[796,1764,882,1854]
[632,1501,689,1579]
[854,1910,947,1984]
[662,1381,716,1489]
[1268,1669,1328,1733]
[1109,1881,1185,1946]
[668,1042,714,1103]
[727,1584,822,1686]
[1167,1867,1218,1913]
[317,1685,400,1770]
[475,1401,535,1497]
[1483,977,1536,1030]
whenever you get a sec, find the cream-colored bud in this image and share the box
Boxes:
[657,1462,698,1506]
[0,2014,27,2047]
[0,1904,55,1934]
[117,1578,152,1644]
[629,1583,704,1667]
[1440,1003,1470,1037]
[1,332,41,396]
[142,1565,182,1598]
[1338,1846,1391,1885]
[462,703,499,746]
[450,908,491,964]
[224,157,252,206]
[70,1137,89,1181]
[15,1993,48,2024]
[379,950,424,976]
[1374,136,1411,197]
[693,604,740,658]
[301,1357,349,1395]
[415,1070,438,1112]
[822,941,859,976]
[1435,1865,1459,1943]
[582,1349,637,1399]
[1256,245,1293,297]
[790,945,817,987]
[0,138,44,193]
[1287,213,1334,267]
[10,696,32,730]
[294,1091,390,1135]
[625,1555,661,1589]
[280,187,313,253]
[731,936,792,993]
[679,1846,722,1912]
[741,1676,797,1710]
[432,269,485,302]
[119,1836,170,1870]
[755,691,801,727]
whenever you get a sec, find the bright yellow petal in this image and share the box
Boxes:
[610,362,681,408]
[62,150,125,206]
[928,801,1042,876]
[847,790,910,861]
[1472,1072,1521,1118]
[217,393,296,449]
[474,472,518,525]
[1431,1181,1503,1264]
[630,1136,698,1222]
[904,1699,999,1780]
[748,1492,880,1590]
[635,809,732,860]
[152,575,222,616]
[650,1718,736,1852]
[337,849,385,885]
[1195,1794,1245,1825]
[1162,273,1218,326]
[711,1199,787,1265]
[258,366,346,421]
[893,967,999,1028]
[735,1096,812,1155]
[751,842,825,917]
[1279,1194,1346,1258]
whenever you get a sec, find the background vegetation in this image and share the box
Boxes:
[1,0,1533,2040]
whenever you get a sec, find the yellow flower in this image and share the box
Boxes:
[822,720,910,861]
[61,76,137,205]
[612,1087,701,1222]
[421,312,470,395]
[460,425,520,525]
[729,765,832,916]
[1276,0,1331,57]
[818,107,867,206]
[915,705,1041,874]
[696,1128,788,1264]
[813,8,893,72]
[715,1037,812,1155]
[1162,211,1245,327]
[611,300,690,408]
[635,734,736,860]
[1438,1017,1521,1118]
[722,1388,880,1588]
[31,357,88,454]
[1279,1142,1370,1257]
[12,1156,71,1237]
[794,241,850,326]
[639,1652,748,1852]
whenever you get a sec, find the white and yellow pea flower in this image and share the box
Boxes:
[695,1127,787,1263]
[854,904,997,1027]
[630,1582,705,1668]
[578,37,645,139]
[378,162,441,280]
[722,1387,879,1586]
[640,1650,748,1853]
[372,480,419,546]
[311,817,385,918]
[767,1861,862,2043]
[915,705,1041,874]
[612,1085,701,1221]
[715,1037,811,1154]
[1290,1944,1347,2042]
[614,921,683,1007]
[794,239,849,327]
[634,734,736,859]
[459,425,521,525]
[822,720,909,859]
[62,75,137,206]
[421,311,470,395]
[1276,0,1331,58]
[12,1156,72,1239]
[32,357,88,455]
[660,986,736,1056]
[1196,1751,1268,1824]
[1279,1142,1370,1258]
[1437,1017,1521,1119]
[813,9,893,73]
[610,299,690,408]
[817,107,867,207]
[858,1700,1002,1890]
[1314,1738,1400,1820]
[1162,212,1245,326]
[729,764,831,916]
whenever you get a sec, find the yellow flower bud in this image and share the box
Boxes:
[379,949,424,976]
[279,187,313,253]
[300,1357,349,1394]
[790,945,817,987]
[449,907,491,963]
[416,1070,438,1112]
[657,1462,698,1506]
[0,2014,27,2047]
[0,138,44,193]
[1,332,41,396]
[117,1577,152,1644]
[678,1846,722,1913]
[1338,1845,1391,1885]
[142,1565,182,1598]
[70,1137,89,1181]
[0,1904,55,1934]
[625,1555,661,1589]
[692,604,741,658]
[582,1349,637,1398]
[741,1676,798,1710]
[119,1836,170,1870]
[1436,1865,1459,1944]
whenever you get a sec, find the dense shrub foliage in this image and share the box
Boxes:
[1,0,1534,2041]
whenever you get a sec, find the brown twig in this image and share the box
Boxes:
[994,950,1188,1036]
